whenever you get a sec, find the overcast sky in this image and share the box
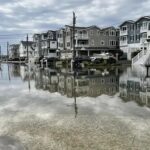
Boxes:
[0,0,150,54]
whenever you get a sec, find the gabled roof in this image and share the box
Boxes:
[65,25,87,29]
[135,16,150,22]
[20,41,34,46]
[65,25,100,30]
[101,26,116,31]
[87,25,100,30]
[119,20,135,27]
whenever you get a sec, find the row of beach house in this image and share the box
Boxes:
[8,16,150,65]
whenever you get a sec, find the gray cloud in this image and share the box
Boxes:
[0,0,150,54]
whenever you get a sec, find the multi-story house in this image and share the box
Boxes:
[8,44,19,61]
[119,16,150,61]
[19,41,34,61]
[33,30,58,63]
[33,34,41,62]
[57,25,120,60]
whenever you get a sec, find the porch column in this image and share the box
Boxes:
[76,50,78,57]
[88,50,90,57]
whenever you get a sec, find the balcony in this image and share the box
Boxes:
[120,41,128,46]
[140,38,147,44]
[75,44,89,48]
[140,26,148,33]
[120,30,128,36]
[75,34,89,39]
[46,53,57,58]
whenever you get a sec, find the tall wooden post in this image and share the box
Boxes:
[71,12,76,70]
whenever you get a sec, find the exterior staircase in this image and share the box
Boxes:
[132,49,150,66]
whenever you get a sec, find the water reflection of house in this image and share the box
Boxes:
[89,75,119,97]
[119,67,150,107]
[20,65,35,81]
[35,68,58,93]
[9,64,20,77]
[34,68,120,98]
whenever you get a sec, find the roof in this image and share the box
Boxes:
[20,41,34,46]
[119,20,135,27]
[135,16,150,22]
[101,26,116,31]
[119,16,150,27]
[65,25,101,29]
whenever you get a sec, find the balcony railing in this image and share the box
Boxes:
[75,44,89,47]
[140,27,148,33]
[75,34,88,39]
[120,30,128,35]
[120,41,127,46]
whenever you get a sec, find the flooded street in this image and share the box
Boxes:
[0,63,150,149]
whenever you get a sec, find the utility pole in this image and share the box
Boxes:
[71,12,76,70]
[7,42,9,61]
[26,34,29,63]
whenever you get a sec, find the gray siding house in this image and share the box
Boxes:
[57,25,120,60]
[120,16,150,60]
[9,44,19,60]
[33,30,58,62]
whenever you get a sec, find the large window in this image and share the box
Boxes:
[109,40,116,46]
[120,36,127,41]
[130,35,134,41]
[109,30,116,36]
[122,26,127,31]
[141,22,148,30]
[136,34,140,41]
[130,24,134,30]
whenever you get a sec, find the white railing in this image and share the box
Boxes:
[75,44,89,47]
[120,30,128,36]
[75,34,88,39]
[132,49,148,64]
[140,27,148,33]
[45,53,57,58]
[120,41,128,46]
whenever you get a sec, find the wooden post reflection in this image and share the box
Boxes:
[73,70,78,118]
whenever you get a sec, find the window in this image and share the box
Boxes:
[90,30,94,35]
[91,40,94,45]
[130,24,134,30]
[101,40,105,45]
[136,34,140,41]
[130,35,134,41]
[66,32,70,36]
[67,42,70,47]
[122,26,127,31]
[136,23,140,30]
[109,41,116,46]
[120,36,127,41]
[141,22,148,30]
[109,30,115,36]
[142,33,147,38]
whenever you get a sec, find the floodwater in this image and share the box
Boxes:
[0,63,150,150]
